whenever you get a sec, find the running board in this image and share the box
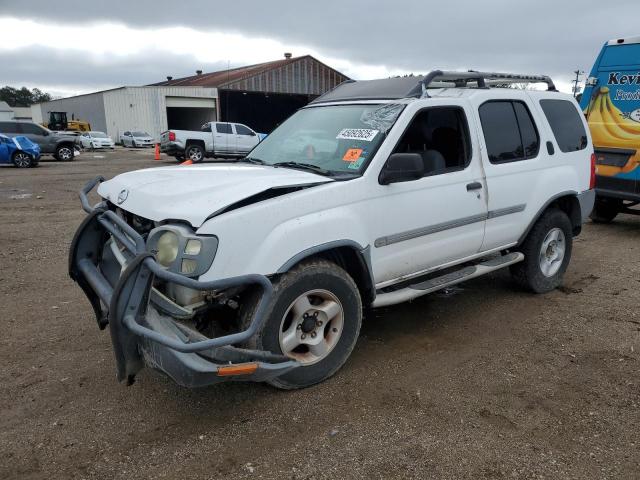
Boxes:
[372,252,524,308]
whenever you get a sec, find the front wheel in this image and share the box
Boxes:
[510,208,573,293]
[55,145,74,162]
[241,259,362,389]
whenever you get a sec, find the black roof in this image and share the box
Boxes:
[310,76,425,104]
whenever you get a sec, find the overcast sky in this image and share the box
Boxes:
[1,0,639,97]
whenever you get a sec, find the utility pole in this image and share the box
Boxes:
[572,69,584,98]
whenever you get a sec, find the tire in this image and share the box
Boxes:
[55,144,74,162]
[590,197,621,223]
[240,259,362,389]
[185,144,204,163]
[12,151,32,168]
[510,208,573,293]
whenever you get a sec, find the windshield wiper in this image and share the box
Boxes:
[240,157,267,165]
[272,161,332,176]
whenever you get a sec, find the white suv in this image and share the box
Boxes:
[70,70,595,390]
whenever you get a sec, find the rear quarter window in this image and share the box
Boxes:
[539,99,588,152]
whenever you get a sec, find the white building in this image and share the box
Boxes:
[0,101,13,121]
[33,86,218,141]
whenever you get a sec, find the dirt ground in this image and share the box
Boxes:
[0,149,638,480]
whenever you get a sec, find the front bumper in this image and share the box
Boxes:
[69,176,298,387]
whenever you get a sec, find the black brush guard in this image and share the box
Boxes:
[69,176,298,387]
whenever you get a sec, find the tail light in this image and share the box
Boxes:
[168,131,175,141]
[590,152,596,189]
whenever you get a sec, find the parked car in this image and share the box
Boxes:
[70,70,595,391]
[80,131,115,150]
[160,121,264,162]
[0,133,40,168]
[0,121,78,161]
[120,131,154,147]
[580,35,640,222]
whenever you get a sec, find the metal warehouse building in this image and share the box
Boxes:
[33,54,349,140]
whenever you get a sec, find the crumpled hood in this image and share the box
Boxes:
[97,164,333,227]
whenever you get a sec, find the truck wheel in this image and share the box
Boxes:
[12,152,32,168]
[55,145,74,162]
[590,197,620,223]
[185,144,204,163]
[241,259,362,389]
[510,208,573,293]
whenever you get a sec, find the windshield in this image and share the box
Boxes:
[91,132,108,138]
[245,103,405,176]
[132,131,149,137]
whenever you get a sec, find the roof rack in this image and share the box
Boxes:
[408,70,556,97]
[310,70,557,104]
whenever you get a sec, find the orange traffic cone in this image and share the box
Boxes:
[181,159,193,166]
[154,143,161,161]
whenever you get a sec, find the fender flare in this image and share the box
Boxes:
[276,240,375,304]
[517,190,579,245]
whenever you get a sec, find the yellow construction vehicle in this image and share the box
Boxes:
[43,111,91,132]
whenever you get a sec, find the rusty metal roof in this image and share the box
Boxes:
[150,55,347,89]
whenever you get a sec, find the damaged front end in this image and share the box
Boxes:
[69,176,298,387]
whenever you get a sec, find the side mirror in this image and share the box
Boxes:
[378,153,424,185]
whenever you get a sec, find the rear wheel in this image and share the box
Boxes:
[511,208,573,293]
[185,144,204,163]
[55,144,74,162]
[590,197,621,223]
[12,152,32,168]
[241,259,362,389]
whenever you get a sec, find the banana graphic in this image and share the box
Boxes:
[603,93,640,135]
[586,86,640,175]
[587,87,640,145]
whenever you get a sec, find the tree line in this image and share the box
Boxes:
[0,86,53,107]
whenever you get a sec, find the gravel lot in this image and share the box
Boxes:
[1,148,639,479]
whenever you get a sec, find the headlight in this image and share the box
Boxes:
[156,231,179,266]
[146,225,218,277]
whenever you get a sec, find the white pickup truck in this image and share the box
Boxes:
[70,70,595,391]
[160,121,264,162]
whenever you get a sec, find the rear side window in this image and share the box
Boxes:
[539,99,588,152]
[216,123,232,134]
[479,101,540,163]
[0,121,20,133]
[234,124,255,136]
[20,123,45,135]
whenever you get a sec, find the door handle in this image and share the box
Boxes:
[466,182,483,191]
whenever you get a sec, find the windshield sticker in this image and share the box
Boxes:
[360,103,404,133]
[337,128,378,142]
[343,148,363,162]
[347,156,366,169]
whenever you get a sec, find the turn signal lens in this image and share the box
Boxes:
[184,239,202,255]
[181,258,198,274]
[156,231,179,266]
[217,363,258,376]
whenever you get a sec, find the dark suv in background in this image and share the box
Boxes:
[0,121,77,161]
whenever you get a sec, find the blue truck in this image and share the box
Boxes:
[580,35,640,222]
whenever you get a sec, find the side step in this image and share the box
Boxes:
[372,252,524,308]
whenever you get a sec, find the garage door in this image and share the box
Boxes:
[165,96,216,109]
